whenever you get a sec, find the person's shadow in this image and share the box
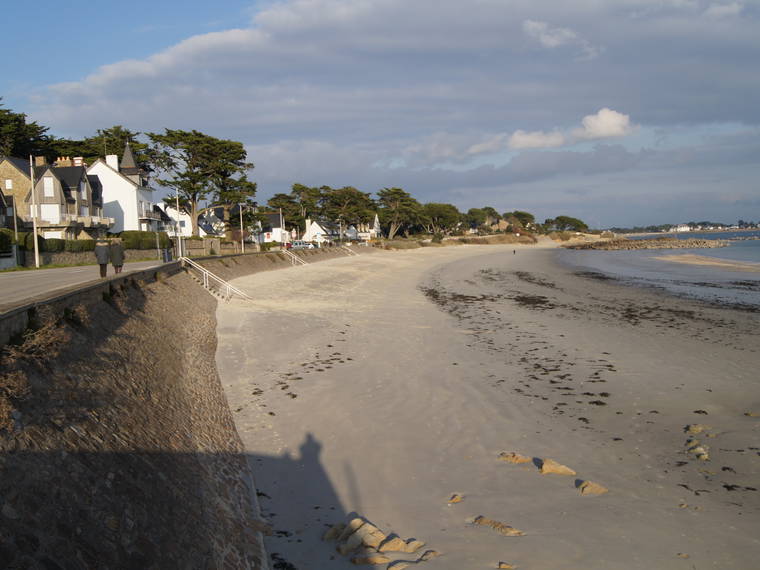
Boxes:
[250,431,354,568]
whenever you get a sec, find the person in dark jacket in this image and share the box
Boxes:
[94,239,111,278]
[110,238,125,274]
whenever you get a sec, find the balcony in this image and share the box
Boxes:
[76,215,115,227]
[139,210,161,220]
[23,213,78,226]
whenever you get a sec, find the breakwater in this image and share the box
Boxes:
[0,246,372,568]
[564,237,728,250]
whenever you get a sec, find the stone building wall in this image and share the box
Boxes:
[20,248,165,267]
[0,161,32,220]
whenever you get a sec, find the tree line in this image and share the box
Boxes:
[264,186,587,239]
[1,98,590,239]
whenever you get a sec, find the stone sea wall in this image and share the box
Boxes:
[564,237,728,250]
[0,246,372,568]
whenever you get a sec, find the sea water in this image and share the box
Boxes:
[556,230,760,310]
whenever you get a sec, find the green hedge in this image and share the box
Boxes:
[119,230,170,249]
[44,238,66,252]
[65,239,96,252]
[0,229,12,252]
[20,232,42,251]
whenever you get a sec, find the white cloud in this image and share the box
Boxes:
[703,2,744,18]
[523,20,578,48]
[522,19,601,59]
[572,108,635,139]
[506,108,635,150]
[467,134,508,155]
[508,130,566,149]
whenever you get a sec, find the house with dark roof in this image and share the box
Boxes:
[258,212,294,244]
[26,157,110,239]
[87,143,162,233]
[159,204,225,238]
[0,155,111,239]
[1,156,35,229]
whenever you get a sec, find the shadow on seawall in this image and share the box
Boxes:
[0,250,375,569]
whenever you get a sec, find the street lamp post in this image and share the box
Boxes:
[239,203,245,254]
[175,193,182,258]
[28,156,40,268]
[10,194,18,242]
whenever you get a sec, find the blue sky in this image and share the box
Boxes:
[2,0,759,227]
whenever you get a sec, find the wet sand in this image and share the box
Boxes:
[216,244,760,569]
[656,253,760,273]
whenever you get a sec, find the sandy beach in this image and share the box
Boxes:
[216,243,760,569]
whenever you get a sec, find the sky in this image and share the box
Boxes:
[2,0,759,228]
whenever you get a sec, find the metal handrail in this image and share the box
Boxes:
[282,249,307,265]
[179,256,253,301]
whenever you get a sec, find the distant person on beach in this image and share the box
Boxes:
[110,238,125,274]
[513,250,516,255]
[94,239,111,278]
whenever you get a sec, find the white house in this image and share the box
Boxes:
[303,215,379,244]
[356,213,382,241]
[161,204,195,238]
[258,212,294,244]
[161,205,225,238]
[87,143,162,233]
[302,218,339,245]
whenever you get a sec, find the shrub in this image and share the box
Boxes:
[120,230,170,250]
[120,231,143,249]
[43,238,66,252]
[0,229,12,252]
[431,232,443,243]
[21,232,43,251]
[139,235,155,250]
[65,239,96,252]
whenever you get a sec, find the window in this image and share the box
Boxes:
[80,206,89,216]
[4,179,11,190]
[79,181,86,199]
[6,207,12,217]
[43,177,54,198]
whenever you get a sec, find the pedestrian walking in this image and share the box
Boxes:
[94,238,111,278]
[110,238,125,274]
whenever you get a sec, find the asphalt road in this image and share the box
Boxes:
[0,260,168,312]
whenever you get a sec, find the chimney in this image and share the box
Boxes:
[106,154,119,171]
[34,156,47,166]
[55,156,73,167]
[73,156,84,167]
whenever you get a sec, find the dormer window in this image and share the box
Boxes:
[79,181,87,200]
[43,177,54,198]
